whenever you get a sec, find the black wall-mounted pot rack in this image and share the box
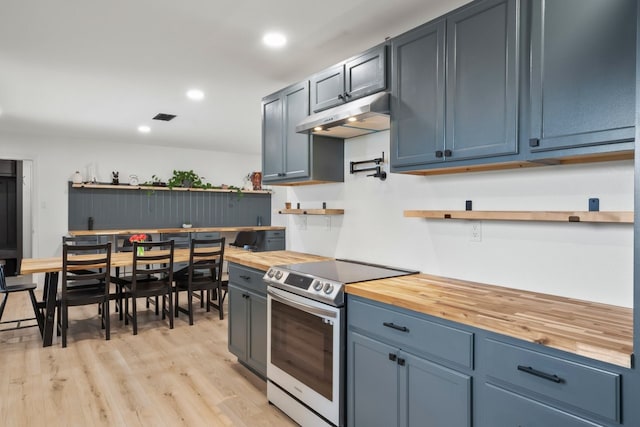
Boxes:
[350,152,387,180]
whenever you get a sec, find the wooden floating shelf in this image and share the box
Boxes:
[71,183,271,194]
[404,210,634,224]
[278,208,344,215]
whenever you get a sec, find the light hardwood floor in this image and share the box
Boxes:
[0,278,297,427]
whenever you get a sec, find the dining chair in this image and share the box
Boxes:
[174,237,226,324]
[0,264,44,333]
[113,234,157,320]
[62,235,108,288]
[59,242,112,347]
[123,240,174,335]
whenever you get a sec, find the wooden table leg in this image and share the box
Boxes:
[42,271,58,347]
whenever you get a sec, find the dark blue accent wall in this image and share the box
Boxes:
[68,183,271,230]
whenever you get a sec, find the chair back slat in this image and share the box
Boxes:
[62,242,112,293]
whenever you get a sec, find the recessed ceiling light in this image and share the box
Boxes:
[186,89,205,101]
[263,32,287,48]
[138,125,151,134]
[314,126,323,131]
[347,117,357,122]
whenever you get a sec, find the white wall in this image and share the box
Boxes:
[272,131,634,307]
[0,132,260,259]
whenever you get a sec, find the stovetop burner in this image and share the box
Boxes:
[264,259,418,307]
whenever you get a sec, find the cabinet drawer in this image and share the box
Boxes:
[348,297,473,369]
[263,238,285,251]
[481,383,604,427]
[228,263,266,296]
[264,230,285,239]
[484,338,620,423]
[193,231,221,240]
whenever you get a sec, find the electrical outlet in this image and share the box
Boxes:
[470,221,482,242]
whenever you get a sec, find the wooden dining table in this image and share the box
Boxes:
[20,246,245,347]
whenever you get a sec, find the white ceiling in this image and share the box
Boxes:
[0,0,470,155]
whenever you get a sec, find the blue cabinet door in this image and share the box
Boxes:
[390,19,446,167]
[247,292,267,377]
[261,94,284,182]
[283,81,310,180]
[227,284,248,360]
[445,0,519,161]
[528,0,636,152]
[401,351,472,427]
[345,46,387,102]
[348,331,399,427]
[310,64,345,113]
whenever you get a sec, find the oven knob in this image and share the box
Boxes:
[313,281,323,291]
[323,282,334,294]
[275,271,283,280]
[267,269,275,278]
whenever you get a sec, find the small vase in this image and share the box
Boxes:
[137,246,145,256]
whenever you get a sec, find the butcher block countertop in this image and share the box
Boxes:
[347,273,633,368]
[225,250,331,272]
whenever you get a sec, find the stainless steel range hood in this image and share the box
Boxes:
[295,92,390,139]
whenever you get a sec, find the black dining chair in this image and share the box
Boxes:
[174,237,226,324]
[0,264,44,334]
[59,242,112,347]
[122,240,174,335]
[113,234,157,320]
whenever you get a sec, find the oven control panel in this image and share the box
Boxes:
[264,268,344,306]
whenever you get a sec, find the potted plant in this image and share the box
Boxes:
[167,170,212,189]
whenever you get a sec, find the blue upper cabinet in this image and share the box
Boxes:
[446,0,519,161]
[310,45,387,113]
[391,0,636,175]
[262,81,311,183]
[391,19,446,167]
[391,0,520,170]
[528,0,636,155]
[262,81,344,186]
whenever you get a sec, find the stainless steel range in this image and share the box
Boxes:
[263,259,417,427]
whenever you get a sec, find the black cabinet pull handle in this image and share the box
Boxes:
[338,94,344,100]
[242,293,249,299]
[398,358,406,366]
[435,150,443,158]
[529,138,540,147]
[444,149,452,157]
[344,92,352,98]
[240,275,251,280]
[517,365,564,383]
[388,353,397,362]
[383,322,409,333]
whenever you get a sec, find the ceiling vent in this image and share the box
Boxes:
[153,113,176,121]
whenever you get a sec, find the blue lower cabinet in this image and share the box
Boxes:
[348,332,400,427]
[480,383,604,427]
[402,351,471,427]
[227,263,267,378]
[347,295,472,427]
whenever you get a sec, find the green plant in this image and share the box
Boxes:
[167,170,212,189]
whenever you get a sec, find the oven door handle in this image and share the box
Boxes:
[267,288,338,319]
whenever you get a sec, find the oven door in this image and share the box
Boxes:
[267,286,344,426]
